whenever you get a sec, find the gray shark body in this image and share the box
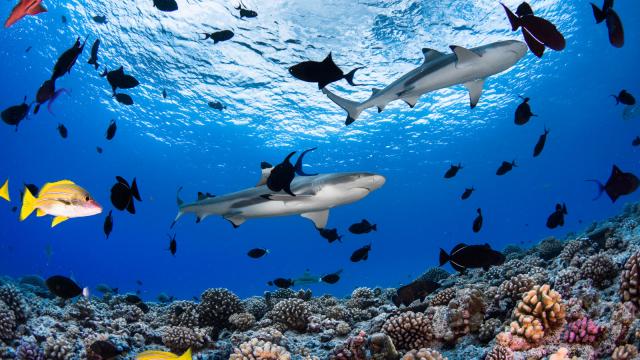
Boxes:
[322,40,528,125]
[174,171,386,228]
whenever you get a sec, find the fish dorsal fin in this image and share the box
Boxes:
[40,180,75,195]
[300,209,329,228]
[483,243,491,248]
[451,243,467,255]
[322,52,335,65]
[372,88,382,95]
[197,192,206,201]
[256,162,273,187]
[422,48,444,63]
[463,78,485,108]
[611,165,622,177]
[450,45,480,66]
[515,2,534,16]
[51,216,69,228]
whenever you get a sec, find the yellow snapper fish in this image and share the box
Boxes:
[0,179,9,201]
[136,348,192,360]
[20,180,102,227]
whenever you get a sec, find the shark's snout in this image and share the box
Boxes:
[370,174,386,191]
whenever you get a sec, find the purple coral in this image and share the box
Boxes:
[562,317,602,344]
[16,339,45,360]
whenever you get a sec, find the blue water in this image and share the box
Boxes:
[0,0,638,300]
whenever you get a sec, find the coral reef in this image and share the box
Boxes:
[230,338,291,360]
[562,317,602,344]
[382,311,433,351]
[197,288,243,328]
[267,298,310,332]
[510,284,565,342]
[579,253,618,288]
[621,251,640,306]
[401,348,446,360]
[0,300,17,340]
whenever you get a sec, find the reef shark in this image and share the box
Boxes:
[172,165,386,229]
[322,40,528,125]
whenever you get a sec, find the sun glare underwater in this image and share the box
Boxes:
[0,0,640,358]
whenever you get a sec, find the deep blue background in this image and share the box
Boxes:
[0,0,638,300]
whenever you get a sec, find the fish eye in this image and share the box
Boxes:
[85,196,90,201]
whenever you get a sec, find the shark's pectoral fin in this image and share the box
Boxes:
[422,48,444,63]
[377,105,386,113]
[402,95,420,108]
[450,45,480,67]
[463,79,485,108]
[224,215,246,228]
[301,209,329,228]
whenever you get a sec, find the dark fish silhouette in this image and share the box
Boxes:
[87,39,100,69]
[461,187,475,200]
[533,126,549,157]
[318,227,342,243]
[439,243,505,272]
[153,0,178,12]
[110,176,141,214]
[25,46,31,52]
[168,234,177,255]
[51,37,86,81]
[632,136,640,147]
[34,79,69,115]
[591,0,624,48]
[444,163,463,179]
[612,90,635,106]
[124,294,142,304]
[90,341,121,359]
[114,93,134,105]
[268,278,294,289]
[247,248,268,258]
[501,2,565,58]
[103,210,113,239]
[514,96,536,125]
[208,101,225,111]
[266,148,317,196]
[61,15,66,23]
[57,123,68,138]
[546,203,567,229]
[1,96,30,130]
[289,53,361,89]
[92,15,107,24]
[96,146,103,154]
[348,219,377,234]
[496,160,517,176]
[162,89,167,99]
[392,279,441,307]
[472,208,483,233]
[588,165,639,203]
[350,244,371,262]
[321,270,342,284]
[106,119,117,140]
[46,275,83,299]
[101,66,140,94]
[235,3,257,18]
[200,30,234,43]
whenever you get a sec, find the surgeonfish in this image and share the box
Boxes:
[0,179,10,202]
[136,348,192,360]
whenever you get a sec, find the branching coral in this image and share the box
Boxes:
[497,274,535,302]
[229,312,256,331]
[0,301,16,340]
[230,338,291,360]
[162,326,205,353]
[612,344,639,360]
[580,254,617,288]
[168,301,199,327]
[328,330,367,360]
[16,339,45,360]
[562,317,602,344]
[621,251,640,306]
[558,240,583,264]
[537,237,563,260]
[401,348,446,360]
[43,336,76,360]
[553,267,580,297]
[382,311,433,351]
[197,288,243,328]
[484,346,514,360]
[244,296,268,320]
[346,287,379,310]
[418,267,450,283]
[510,284,565,342]
[478,318,502,343]
[429,288,456,306]
[267,298,310,332]
[0,283,28,322]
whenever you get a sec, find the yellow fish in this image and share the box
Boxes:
[20,180,102,227]
[136,348,192,360]
[0,179,9,202]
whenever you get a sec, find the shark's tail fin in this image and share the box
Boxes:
[171,187,185,229]
[321,88,363,126]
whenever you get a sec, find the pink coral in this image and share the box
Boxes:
[562,317,602,344]
[329,330,367,360]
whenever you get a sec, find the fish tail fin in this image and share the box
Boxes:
[33,104,41,114]
[611,94,620,105]
[100,67,107,77]
[131,178,141,201]
[501,3,521,31]
[0,179,9,202]
[439,248,449,266]
[47,88,70,115]
[20,187,37,221]
[321,88,363,126]
[343,67,362,86]
[586,179,605,200]
[591,3,606,23]
[27,3,47,15]
[372,224,377,231]
[294,147,318,176]
[178,347,192,359]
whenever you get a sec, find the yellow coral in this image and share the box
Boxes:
[510,284,565,342]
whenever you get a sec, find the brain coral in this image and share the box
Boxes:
[382,311,433,351]
[620,251,640,306]
[268,298,311,332]
[229,338,291,360]
[401,348,446,360]
[580,254,617,288]
[0,284,28,322]
[510,284,565,342]
[197,288,243,328]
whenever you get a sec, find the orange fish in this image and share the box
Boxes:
[4,0,47,28]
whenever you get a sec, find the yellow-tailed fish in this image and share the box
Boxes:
[136,348,192,360]
[0,179,9,202]
[20,180,102,227]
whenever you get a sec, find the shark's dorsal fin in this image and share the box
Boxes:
[463,78,485,108]
[422,48,444,63]
[256,161,273,187]
[301,209,329,228]
[450,45,480,66]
